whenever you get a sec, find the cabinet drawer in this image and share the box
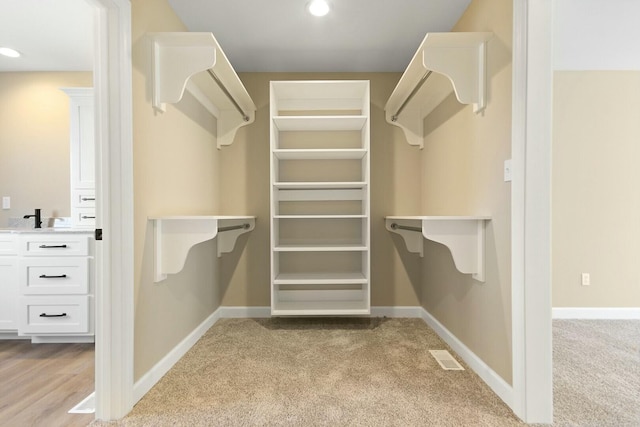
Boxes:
[72,189,96,208]
[72,208,96,228]
[20,234,89,256]
[0,234,18,256]
[19,257,89,295]
[19,296,89,334]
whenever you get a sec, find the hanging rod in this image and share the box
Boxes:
[218,223,251,233]
[206,69,250,122]
[390,223,422,233]
[391,70,433,122]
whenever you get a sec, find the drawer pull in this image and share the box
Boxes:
[39,244,68,249]
[39,274,68,279]
[81,215,96,219]
[81,197,95,201]
[39,312,68,318]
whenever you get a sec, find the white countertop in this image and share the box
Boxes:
[0,228,93,234]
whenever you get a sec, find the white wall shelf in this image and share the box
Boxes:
[150,216,255,283]
[149,32,256,149]
[385,216,490,282]
[385,32,493,148]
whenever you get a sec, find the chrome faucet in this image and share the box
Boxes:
[23,208,42,228]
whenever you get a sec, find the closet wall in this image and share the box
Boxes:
[132,0,224,380]
[219,73,422,309]
[419,0,513,383]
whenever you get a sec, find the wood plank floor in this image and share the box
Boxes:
[0,340,94,427]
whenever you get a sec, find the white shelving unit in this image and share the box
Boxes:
[270,80,371,316]
[385,32,493,148]
[385,216,490,282]
[149,32,256,149]
[149,216,255,283]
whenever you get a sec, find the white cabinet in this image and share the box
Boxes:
[0,234,18,331]
[17,232,94,342]
[270,80,371,316]
[62,88,95,228]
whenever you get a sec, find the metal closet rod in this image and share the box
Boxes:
[390,223,422,233]
[218,223,251,233]
[391,70,433,122]
[206,69,250,122]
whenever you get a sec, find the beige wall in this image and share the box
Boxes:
[419,0,513,383]
[0,72,92,227]
[219,72,422,308]
[132,0,224,380]
[552,71,640,307]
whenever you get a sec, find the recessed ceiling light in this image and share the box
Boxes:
[0,47,21,58]
[307,0,330,17]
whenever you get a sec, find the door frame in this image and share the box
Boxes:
[85,0,555,422]
[91,0,134,420]
[511,0,553,423]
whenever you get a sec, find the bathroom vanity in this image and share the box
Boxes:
[0,228,94,343]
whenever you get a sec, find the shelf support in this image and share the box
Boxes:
[149,32,256,149]
[385,216,490,282]
[385,32,493,148]
[151,216,255,282]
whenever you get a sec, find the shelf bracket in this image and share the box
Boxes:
[385,32,493,148]
[385,216,490,282]
[149,32,256,149]
[151,216,255,283]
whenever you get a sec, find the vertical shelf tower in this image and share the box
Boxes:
[270,81,371,316]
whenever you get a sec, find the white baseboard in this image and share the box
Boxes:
[371,306,423,318]
[133,307,223,404]
[419,308,514,409]
[217,306,271,318]
[553,307,640,319]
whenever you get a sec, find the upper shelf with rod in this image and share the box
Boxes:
[385,32,493,148]
[149,32,257,149]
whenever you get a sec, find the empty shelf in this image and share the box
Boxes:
[273,115,367,131]
[273,149,368,160]
[274,182,367,190]
[274,244,367,252]
[274,272,367,285]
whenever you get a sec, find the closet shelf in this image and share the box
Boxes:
[273,149,367,160]
[274,244,367,252]
[275,215,366,219]
[273,116,367,131]
[385,32,493,148]
[149,32,256,149]
[274,273,367,285]
[385,216,490,282]
[149,215,255,282]
[274,182,367,190]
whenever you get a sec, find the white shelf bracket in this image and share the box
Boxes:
[385,216,490,282]
[385,32,493,148]
[151,216,255,283]
[149,32,256,149]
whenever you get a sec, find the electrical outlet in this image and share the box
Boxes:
[2,196,9,210]
[581,273,590,286]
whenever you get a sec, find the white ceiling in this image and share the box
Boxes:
[0,0,472,73]
[168,0,472,72]
[0,0,93,72]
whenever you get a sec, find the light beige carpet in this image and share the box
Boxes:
[553,319,640,427]
[93,317,524,426]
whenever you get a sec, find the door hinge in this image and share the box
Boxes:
[95,228,103,241]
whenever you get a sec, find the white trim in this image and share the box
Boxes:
[511,0,554,423]
[133,308,223,403]
[91,0,134,421]
[217,306,272,318]
[553,307,640,319]
[420,308,514,409]
[370,306,423,318]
